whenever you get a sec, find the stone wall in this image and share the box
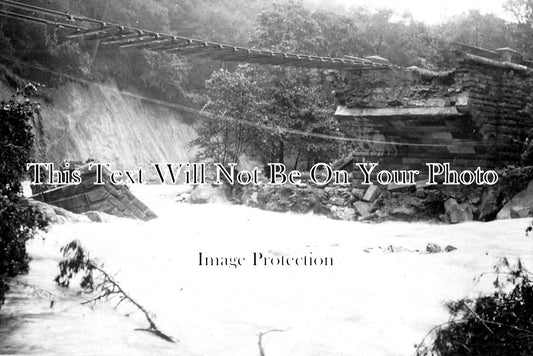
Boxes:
[332,43,533,182]
[32,165,157,221]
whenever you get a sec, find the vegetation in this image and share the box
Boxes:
[55,239,177,342]
[0,89,48,308]
[417,258,533,355]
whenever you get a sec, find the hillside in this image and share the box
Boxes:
[0,75,197,171]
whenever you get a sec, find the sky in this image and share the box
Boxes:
[311,0,514,24]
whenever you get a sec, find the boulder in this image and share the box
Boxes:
[362,185,381,202]
[469,194,481,205]
[329,196,345,206]
[351,188,365,200]
[330,206,355,221]
[244,192,259,206]
[415,188,426,198]
[444,198,457,211]
[391,206,416,217]
[28,199,90,224]
[444,198,474,224]
[52,205,91,223]
[83,211,116,223]
[190,184,228,204]
[445,245,458,252]
[510,206,531,219]
[353,201,373,217]
[426,243,442,254]
[479,187,501,220]
[497,180,533,219]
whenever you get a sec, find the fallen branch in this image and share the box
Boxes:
[55,239,178,343]
[257,328,290,356]
[84,262,177,343]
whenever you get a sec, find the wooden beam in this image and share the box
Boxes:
[169,43,223,55]
[151,39,195,52]
[0,9,81,29]
[166,42,210,53]
[90,31,140,43]
[130,37,180,50]
[118,35,167,48]
[98,33,148,46]
[67,26,119,39]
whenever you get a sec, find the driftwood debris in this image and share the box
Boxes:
[257,328,290,356]
[55,240,177,343]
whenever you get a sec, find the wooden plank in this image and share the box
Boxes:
[132,37,182,50]
[0,9,82,30]
[67,26,119,39]
[151,39,195,51]
[169,43,222,55]
[118,35,167,48]
[83,30,137,41]
[99,32,146,45]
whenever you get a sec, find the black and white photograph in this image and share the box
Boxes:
[2,0,533,355]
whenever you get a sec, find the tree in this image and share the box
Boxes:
[505,0,533,56]
[0,90,48,308]
[434,10,514,50]
[193,66,267,165]
[194,1,342,169]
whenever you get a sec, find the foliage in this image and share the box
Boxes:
[193,66,266,164]
[0,0,528,105]
[434,10,514,50]
[196,63,340,168]
[195,1,343,168]
[252,0,322,54]
[505,0,533,56]
[55,240,95,290]
[0,93,48,308]
[417,258,533,355]
[55,239,177,343]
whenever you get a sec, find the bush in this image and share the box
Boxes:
[417,258,533,355]
[0,94,48,307]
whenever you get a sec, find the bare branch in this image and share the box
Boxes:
[56,240,178,343]
[257,328,290,356]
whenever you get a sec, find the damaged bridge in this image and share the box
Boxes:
[333,43,533,184]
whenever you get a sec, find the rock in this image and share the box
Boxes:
[247,192,259,206]
[28,199,90,224]
[445,245,458,252]
[426,243,442,254]
[362,185,381,202]
[176,192,191,203]
[324,187,336,195]
[445,199,474,224]
[415,188,426,198]
[510,206,531,219]
[329,196,345,206]
[480,187,501,220]
[353,201,373,217]
[444,198,457,211]
[391,206,416,217]
[190,185,228,204]
[497,180,533,220]
[279,187,294,198]
[469,194,481,205]
[351,188,365,199]
[52,205,91,223]
[29,199,58,222]
[83,211,116,223]
[329,206,355,221]
[375,209,388,218]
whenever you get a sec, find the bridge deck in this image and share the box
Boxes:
[0,0,392,71]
